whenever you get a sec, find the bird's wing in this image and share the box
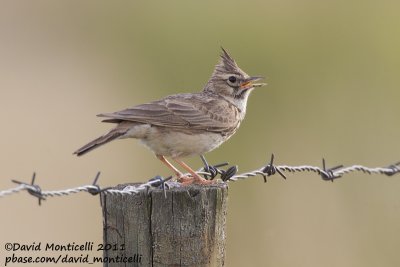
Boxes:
[98,94,239,133]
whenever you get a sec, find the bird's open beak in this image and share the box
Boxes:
[239,76,266,90]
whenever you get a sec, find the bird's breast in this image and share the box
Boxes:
[140,127,228,158]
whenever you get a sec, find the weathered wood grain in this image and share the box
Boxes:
[101,183,228,267]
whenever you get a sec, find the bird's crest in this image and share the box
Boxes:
[213,47,241,75]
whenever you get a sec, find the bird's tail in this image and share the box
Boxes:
[73,128,127,156]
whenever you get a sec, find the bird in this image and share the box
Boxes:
[74,48,266,184]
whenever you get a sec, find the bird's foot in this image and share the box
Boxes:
[193,177,215,185]
[177,175,194,184]
[178,173,216,185]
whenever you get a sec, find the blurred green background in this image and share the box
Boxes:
[1,1,400,266]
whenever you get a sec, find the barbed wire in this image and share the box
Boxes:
[1,154,399,205]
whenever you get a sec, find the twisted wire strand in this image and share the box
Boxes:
[228,164,399,182]
[334,165,396,176]
[41,185,99,197]
[1,157,399,203]
[0,184,27,197]
[105,179,162,196]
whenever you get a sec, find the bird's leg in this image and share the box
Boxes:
[156,155,193,183]
[173,158,214,185]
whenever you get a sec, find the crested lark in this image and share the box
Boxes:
[74,48,266,184]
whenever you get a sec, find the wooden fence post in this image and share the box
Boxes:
[100,183,228,267]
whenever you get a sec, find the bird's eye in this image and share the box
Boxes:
[228,76,237,83]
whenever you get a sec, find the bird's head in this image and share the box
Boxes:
[204,48,266,110]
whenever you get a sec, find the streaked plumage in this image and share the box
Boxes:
[74,48,266,184]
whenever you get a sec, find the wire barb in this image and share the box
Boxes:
[384,162,400,177]
[200,155,229,180]
[148,175,173,198]
[221,166,238,181]
[261,154,287,182]
[12,172,45,205]
[1,154,399,203]
[320,158,343,182]
[87,172,102,195]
